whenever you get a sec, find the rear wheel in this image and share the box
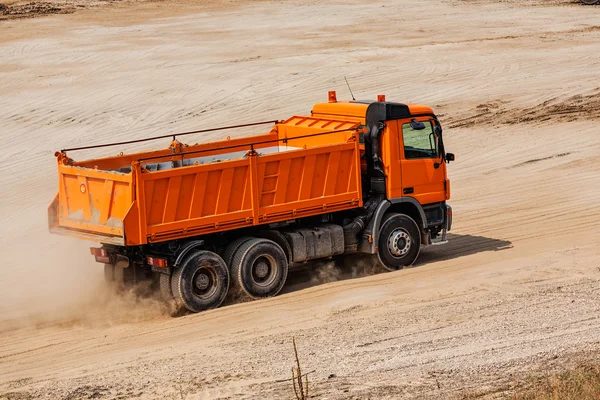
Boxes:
[114,264,135,290]
[222,236,253,267]
[170,250,229,313]
[159,273,181,315]
[231,238,288,299]
[377,213,421,271]
[580,0,599,5]
[256,230,292,267]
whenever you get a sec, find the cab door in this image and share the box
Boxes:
[399,117,446,205]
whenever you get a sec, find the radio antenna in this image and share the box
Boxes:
[344,76,356,101]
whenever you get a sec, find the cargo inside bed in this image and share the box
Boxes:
[113,144,303,174]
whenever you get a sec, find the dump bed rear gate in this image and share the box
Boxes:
[48,165,134,245]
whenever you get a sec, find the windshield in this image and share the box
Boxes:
[402,120,439,159]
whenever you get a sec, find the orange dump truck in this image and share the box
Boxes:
[49,92,454,313]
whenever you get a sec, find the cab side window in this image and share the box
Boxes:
[402,121,438,159]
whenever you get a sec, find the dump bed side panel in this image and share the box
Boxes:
[136,141,362,244]
[49,165,133,244]
[256,142,361,220]
[138,158,254,243]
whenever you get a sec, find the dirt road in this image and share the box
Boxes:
[1,0,599,398]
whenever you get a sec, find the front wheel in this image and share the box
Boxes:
[170,250,230,313]
[580,0,599,5]
[377,213,421,271]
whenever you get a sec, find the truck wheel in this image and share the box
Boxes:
[159,273,181,316]
[231,238,288,299]
[377,213,421,271]
[170,250,229,313]
[159,273,174,302]
[256,230,292,267]
[104,264,115,283]
[222,236,253,267]
[114,264,135,290]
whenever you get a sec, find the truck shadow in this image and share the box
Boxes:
[280,233,512,295]
[416,233,513,264]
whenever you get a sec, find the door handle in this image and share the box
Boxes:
[403,187,414,194]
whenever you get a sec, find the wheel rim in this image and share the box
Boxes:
[191,266,217,299]
[388,228,412,258]
[251,255,277,287]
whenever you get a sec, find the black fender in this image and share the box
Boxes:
[358,197,427,254]
[173,240,205,267]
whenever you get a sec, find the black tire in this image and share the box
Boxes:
[222,236,253,267]
[580,0,599,5]
[231,238,288,299]
[170,250,229,313]
[159,273,174,302]
[377,213,421,271]
[114,265,135,290]
[104,264,115,283]
[159,273,182,316]
[256,230,292,267]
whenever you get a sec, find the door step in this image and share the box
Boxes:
[431,240,448,246]
[429,227,448,246]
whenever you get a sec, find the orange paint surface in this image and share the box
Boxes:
[49,116,363,245]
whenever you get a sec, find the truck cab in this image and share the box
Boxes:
[312,93,453,249]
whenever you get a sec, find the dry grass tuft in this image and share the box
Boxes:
[291,337,309,400]
[510,363,600,400]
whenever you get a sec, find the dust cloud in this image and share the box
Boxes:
[307,254,386,286]
[0,235,167,333]
[0,230,386,331]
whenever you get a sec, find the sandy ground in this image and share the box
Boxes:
[1,0,599,398]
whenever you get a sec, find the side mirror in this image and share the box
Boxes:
[410,119,426,130]
[445,153,455,163]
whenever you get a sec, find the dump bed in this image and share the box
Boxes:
[48,117,363,246]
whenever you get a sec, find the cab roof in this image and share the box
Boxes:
[311,100,434,122]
